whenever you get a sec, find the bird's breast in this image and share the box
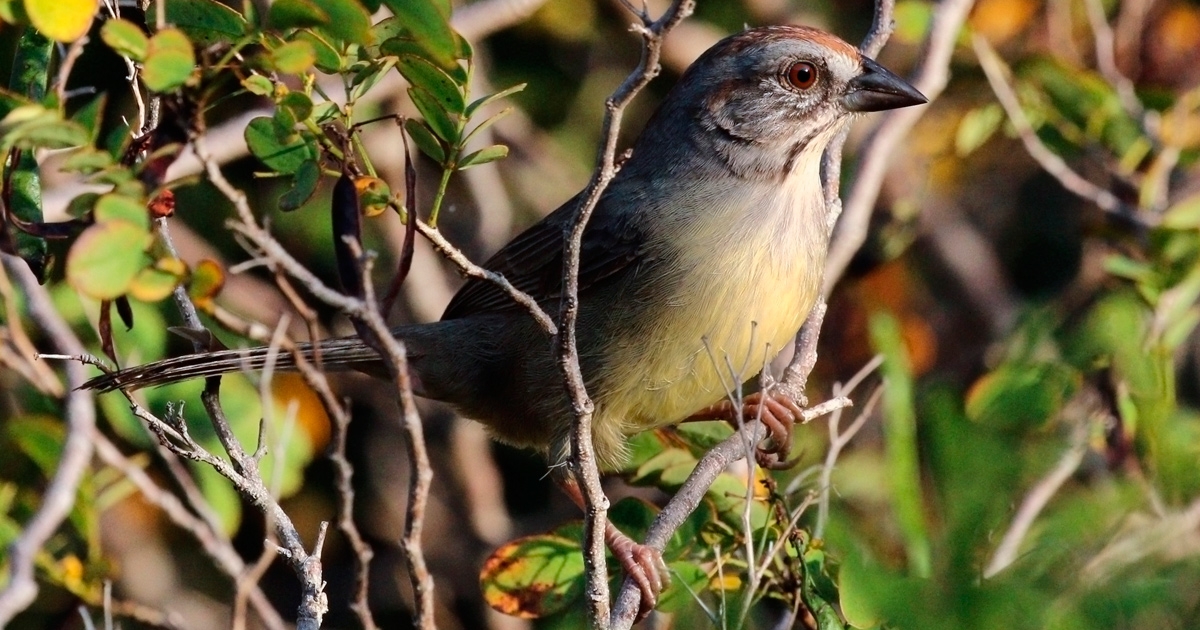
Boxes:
[593,182,827,435]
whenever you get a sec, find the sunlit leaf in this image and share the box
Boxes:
[94,193,149,230]
[480,534,584,619]
[100,18,148,60]
[26,0,95,41]
[66,221,151,300]
[294,30,340,73]
[270,40,316,74]
[187,259,225,309]
[129,257,185,302]
[377,0,457,70]
[955,103,1003,156]
[143,28,196,92]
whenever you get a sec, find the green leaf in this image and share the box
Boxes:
[870,311,931,578]
[101,18,149,60]
[244,116,318,174]
[965,362,1080,432]
[66,221,152,300]
[403,118,445,162]
[294,30,341,73]
[187,259,225,308]
[457,144,507,169]
[348,57,396,103]
[396,54,464,114]
[242,73,274,96]
[128,257,185,302]
[955,103,1003,156]
[309,0,371,45]
[152,0,246,46]
[143,28,196,92]
[657,561,708,613]
[8,416,65,474]
[609,497,657,543]
[61,148,113,173]
[466,83,526,118]
[25,0,95,42]
[480,534,584,619]
[71,93,107,143]
[267,0,327,30]
[270,40,316,75]
[377,0,458,70]
[94,193,150,230]
[279,91,313,122]
[1162,193,1200,230]
[408,86,458,144]
[0,104,90,151]
[0,0,28,24]
[279,159,321,210]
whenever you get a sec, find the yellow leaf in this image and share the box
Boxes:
[25,0,96,42]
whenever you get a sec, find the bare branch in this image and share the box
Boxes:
[972,34,1132,223]
[0,256,97,625]
[824,0,977,293]
[985,423,1089,578]
[553,1,694,625]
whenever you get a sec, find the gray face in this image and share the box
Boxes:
[626,25,922,181]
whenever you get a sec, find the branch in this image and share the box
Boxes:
[984,423,1089,578]
[91,432,285,630]
[553,1,694,626]
[823,0,977,293]
[971,34,1133,222]
[0,255,97,625]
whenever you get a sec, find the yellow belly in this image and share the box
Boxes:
[593,222,822,458]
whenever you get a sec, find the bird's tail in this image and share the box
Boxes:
[81,335,383,393]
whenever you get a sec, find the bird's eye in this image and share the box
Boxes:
[786,61,818,90]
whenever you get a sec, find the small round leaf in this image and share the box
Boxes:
[143,28,196,92]
[66,221,151,300]
[101,18,149,60]
[26,0,95,42]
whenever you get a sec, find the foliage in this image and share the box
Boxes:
[2,0,1200,628]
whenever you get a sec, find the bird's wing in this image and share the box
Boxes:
[442,192,648,320]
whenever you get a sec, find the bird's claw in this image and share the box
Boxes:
[606,524,669,621]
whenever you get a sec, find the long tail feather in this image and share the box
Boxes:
[82,337,380,392]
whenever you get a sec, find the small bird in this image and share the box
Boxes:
[86,25,925,612]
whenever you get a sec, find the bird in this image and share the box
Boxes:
[84,24,926,613]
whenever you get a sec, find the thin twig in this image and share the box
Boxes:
[971,34,1132,223]
[92,432,285,630]
[0,256,97,625]
[556,2,694,626]
[823,0,976,293]
[984,425,1089,578]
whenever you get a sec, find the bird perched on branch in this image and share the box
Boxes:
[85,24,926,613]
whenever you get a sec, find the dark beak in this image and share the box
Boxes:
[842,57,927,112]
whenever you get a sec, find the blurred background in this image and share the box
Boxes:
[4,0,1200,628]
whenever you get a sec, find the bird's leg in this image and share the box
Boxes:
[556,476,668,618]
[688,391,804,469]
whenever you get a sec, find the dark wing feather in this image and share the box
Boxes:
[442,192,648,320]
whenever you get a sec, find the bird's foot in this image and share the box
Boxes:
[692,391,803,469]
[606,523,668,621]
